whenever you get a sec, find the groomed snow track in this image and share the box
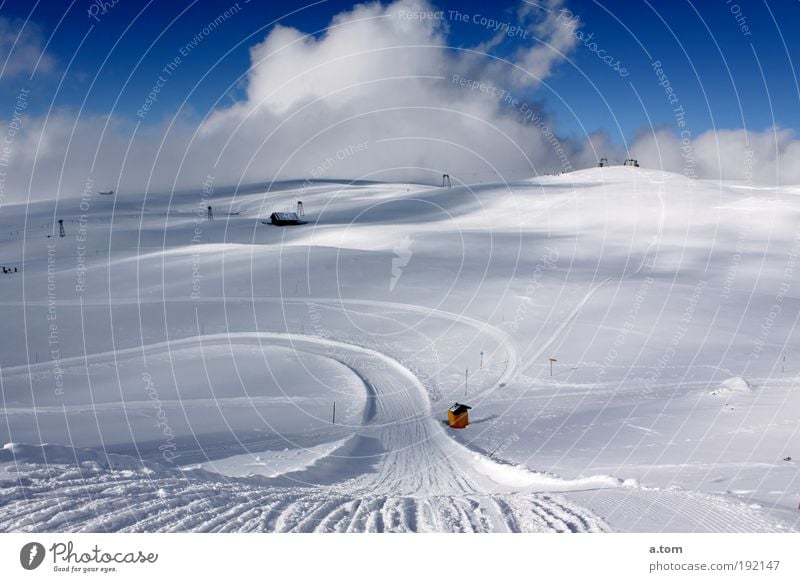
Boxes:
[1,479,610,533]
[0,328,614,532]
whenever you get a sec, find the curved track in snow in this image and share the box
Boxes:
[1,331,615,532]
[0,294,519,394]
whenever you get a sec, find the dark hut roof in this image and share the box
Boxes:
[449,403,472,415]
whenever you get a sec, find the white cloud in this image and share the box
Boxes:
[192,0,588,186]
[0,17,55,78]
[513,0,579,85]
[629,127,800,186]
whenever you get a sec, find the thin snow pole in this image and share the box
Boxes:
[332,401,336,424]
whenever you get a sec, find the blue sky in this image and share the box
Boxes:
[542,0,800,141]
[2,0,797,143]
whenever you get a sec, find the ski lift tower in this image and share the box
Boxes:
[597,158,609,167]
[442,174,452,188]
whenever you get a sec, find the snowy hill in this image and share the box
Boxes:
[1,167,798,532]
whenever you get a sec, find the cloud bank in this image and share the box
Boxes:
[0,16,55,78]
[1,0,598,204]
[0,0,799,205]
[630,127,800,186]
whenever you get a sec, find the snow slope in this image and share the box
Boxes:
[1,167,798,532]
